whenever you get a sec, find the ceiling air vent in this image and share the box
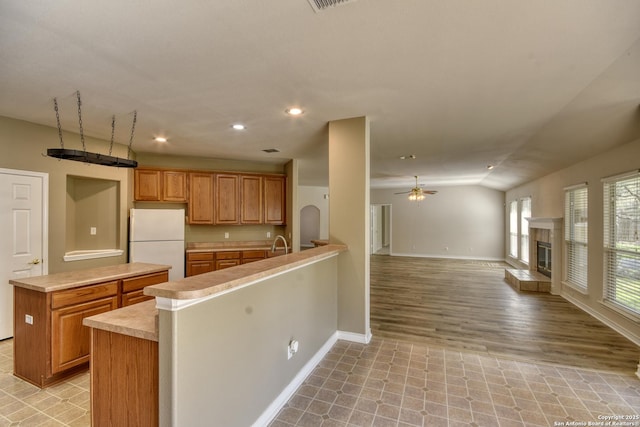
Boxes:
[306,0,356,13]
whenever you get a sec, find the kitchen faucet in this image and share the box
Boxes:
[271,235,288,254]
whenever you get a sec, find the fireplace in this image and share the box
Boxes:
[537,241,552,278]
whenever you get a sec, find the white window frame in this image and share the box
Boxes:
[563,183,588,293]
[520,197,531,264]
[509,200,518,258]
[602,170,640,320]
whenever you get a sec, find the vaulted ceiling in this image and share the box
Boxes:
[1,1,639,190]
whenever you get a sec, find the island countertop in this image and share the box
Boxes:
[84,299,159,341]
[148,244,347,301]
[9,262,172,293]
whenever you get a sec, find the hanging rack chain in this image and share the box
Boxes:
[127,110,137,160]
[53,98,64,149]
[109,115,115,156]
[76,91,87,153]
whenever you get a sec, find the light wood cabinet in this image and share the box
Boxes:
[134,169,162,201]
[188,172,214,224]
[134,169,187,202]
[12,268,169,388]
[240,175,263,224]
[264,175,286,225]
[162,170,187,202]
[215,251,241,270]
[186,252,215,276]
[215,174,240,224]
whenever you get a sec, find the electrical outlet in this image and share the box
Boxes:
[90,227,97,235]
[25,314,33,325]
[287,339,299,360]
[224,232,229,239]
[267,232,271,238]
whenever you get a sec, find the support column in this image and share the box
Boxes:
[328,116,371,342]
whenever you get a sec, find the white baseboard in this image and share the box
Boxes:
[337,329,372,344]
[562,292,640,347]
[252,332,339,427]
[253,329,373,426]
[390,252,506,262]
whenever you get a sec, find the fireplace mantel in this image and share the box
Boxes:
[526,217,562,230]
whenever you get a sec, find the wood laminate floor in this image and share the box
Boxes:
[370,255,640,374]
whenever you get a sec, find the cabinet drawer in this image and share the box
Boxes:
[216,259,240,270]
[242,250,265,260]
[216,251,240,260]
[122,290,155,307]
[122,271,169,293]
[52,281,119,309]
[186,252,215,261]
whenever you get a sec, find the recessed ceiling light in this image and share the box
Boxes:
[285,107,304,116]
[262,148,280,153]
[154,137,167,143]
[232,124,246,130]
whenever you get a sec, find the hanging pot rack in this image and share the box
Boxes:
[46,91,138,168]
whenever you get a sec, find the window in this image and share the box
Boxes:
[603,171,640,318]
[520,197,531,263]
[509,201,518,258]
[564,185,588,290]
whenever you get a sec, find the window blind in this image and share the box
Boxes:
[509,201,518,258]
[520,197,531,263]
[603,172,640,317]
[564,186,588,290]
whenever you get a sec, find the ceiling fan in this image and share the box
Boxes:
[394,176,438,201]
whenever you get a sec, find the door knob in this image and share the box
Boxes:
[28,258,41,265]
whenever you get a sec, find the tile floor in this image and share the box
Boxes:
[0,339,90,426]
[269,339,640,427]
[1,336,639,426]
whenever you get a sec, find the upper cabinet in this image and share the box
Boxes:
[134,167,286,225]
[134,168,187,202]
[215,174,240,225]
[188,172,214,224]
[264,176,286,225]
[240,175,263,225]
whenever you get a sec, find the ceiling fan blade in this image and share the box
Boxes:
[394,191,410,195]
[422,190,438,195]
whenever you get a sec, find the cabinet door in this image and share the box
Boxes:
[51,296,118,374]
[264,176,286,225]
[163,171,187,202]
[188,172,214,224]
[215,259,240,270]
[215,174,240,225]
[134,169,162,201]
[240,175,263,224]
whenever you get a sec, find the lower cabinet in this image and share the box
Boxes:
[215,251,241,270]
[186,252,215,276]
[186,249,273,276]
[13,269,168,388]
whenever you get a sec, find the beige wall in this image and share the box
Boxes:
[329,117,370,339]
[158,256,338,426]
[0,116,131,273]
[505,137,640,344]
[371,185,505,260]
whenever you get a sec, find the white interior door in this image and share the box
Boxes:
[0,169,48,340]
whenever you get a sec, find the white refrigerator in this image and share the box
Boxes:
[129,208,185,281]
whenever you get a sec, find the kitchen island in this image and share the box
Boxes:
[84,244,347,426]
[10,262,170,388]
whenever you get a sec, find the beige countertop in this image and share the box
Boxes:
[83,245,346,339]
[186,240,288,253]
[9,262,172,293]
[148,244,347,300]
[83,299,159,341]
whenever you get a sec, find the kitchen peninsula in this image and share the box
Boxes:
[10,262,170,388]
[84,244,347,426]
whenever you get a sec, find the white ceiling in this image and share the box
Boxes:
[1,1,639,190]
